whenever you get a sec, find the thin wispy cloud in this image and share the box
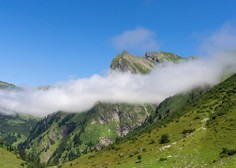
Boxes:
[200,22,236,56]
[111,27,159,53]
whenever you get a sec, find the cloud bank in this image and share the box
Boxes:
[112,27,159,53]
[0,53,236,116]
[0,23,236,116]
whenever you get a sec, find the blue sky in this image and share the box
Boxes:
[0,0,236,86]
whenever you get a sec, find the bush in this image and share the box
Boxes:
[159,157,167,162]
[129,153,134,157]
[159,134,170,144]
[137,154,142,160]
[182,128,196,135]
[135,154,142,163]
[220,147,236,158]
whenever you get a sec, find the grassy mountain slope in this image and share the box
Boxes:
[110,51,183,74]
[20,103,156,166]
[0,147,25,168]
[63,74,236,168]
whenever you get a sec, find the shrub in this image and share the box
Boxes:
[182,128,196,135]
[159,157,167,162]
[159,134,170,144]
[220,147,236,158]
[135,154,142,163]
[137,154,142,160]
[129,153,134,157]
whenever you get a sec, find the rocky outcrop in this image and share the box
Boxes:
[145,52,183,62]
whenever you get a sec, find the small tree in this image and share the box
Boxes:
[136,154,142,163]
[0,138,4,147]
[137,154,142,160]
[159,134,170,144]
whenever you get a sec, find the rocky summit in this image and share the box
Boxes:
[0,81,15,89]
[110,50,183,74]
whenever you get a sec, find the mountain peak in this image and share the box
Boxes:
[110,51,183,74]
[0,81,15,89]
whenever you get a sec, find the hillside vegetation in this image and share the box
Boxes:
[63,74,236,168]
[0,113,39,148]
[19,103,156,166]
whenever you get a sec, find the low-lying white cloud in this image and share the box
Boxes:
[112,27,159,52]
[1,23,236,116]
[0,53,235,116]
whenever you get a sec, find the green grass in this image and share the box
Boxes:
[63,74,236,168]
[80,121,117,145]
[0,147,25,168]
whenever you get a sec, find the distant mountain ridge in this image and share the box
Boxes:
[0,81,15,89]
[19,103,156,165]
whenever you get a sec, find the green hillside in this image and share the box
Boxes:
[63,74,236,168]
[0,147,25,168]
[0,81,39,149]
[0,113,39,148]
[19,103,156,166]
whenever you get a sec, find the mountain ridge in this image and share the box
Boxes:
[110,50,184,74]
[0,81,15,89]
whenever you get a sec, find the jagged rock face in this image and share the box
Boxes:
[110,51,183,74]
[91,103,156,138]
